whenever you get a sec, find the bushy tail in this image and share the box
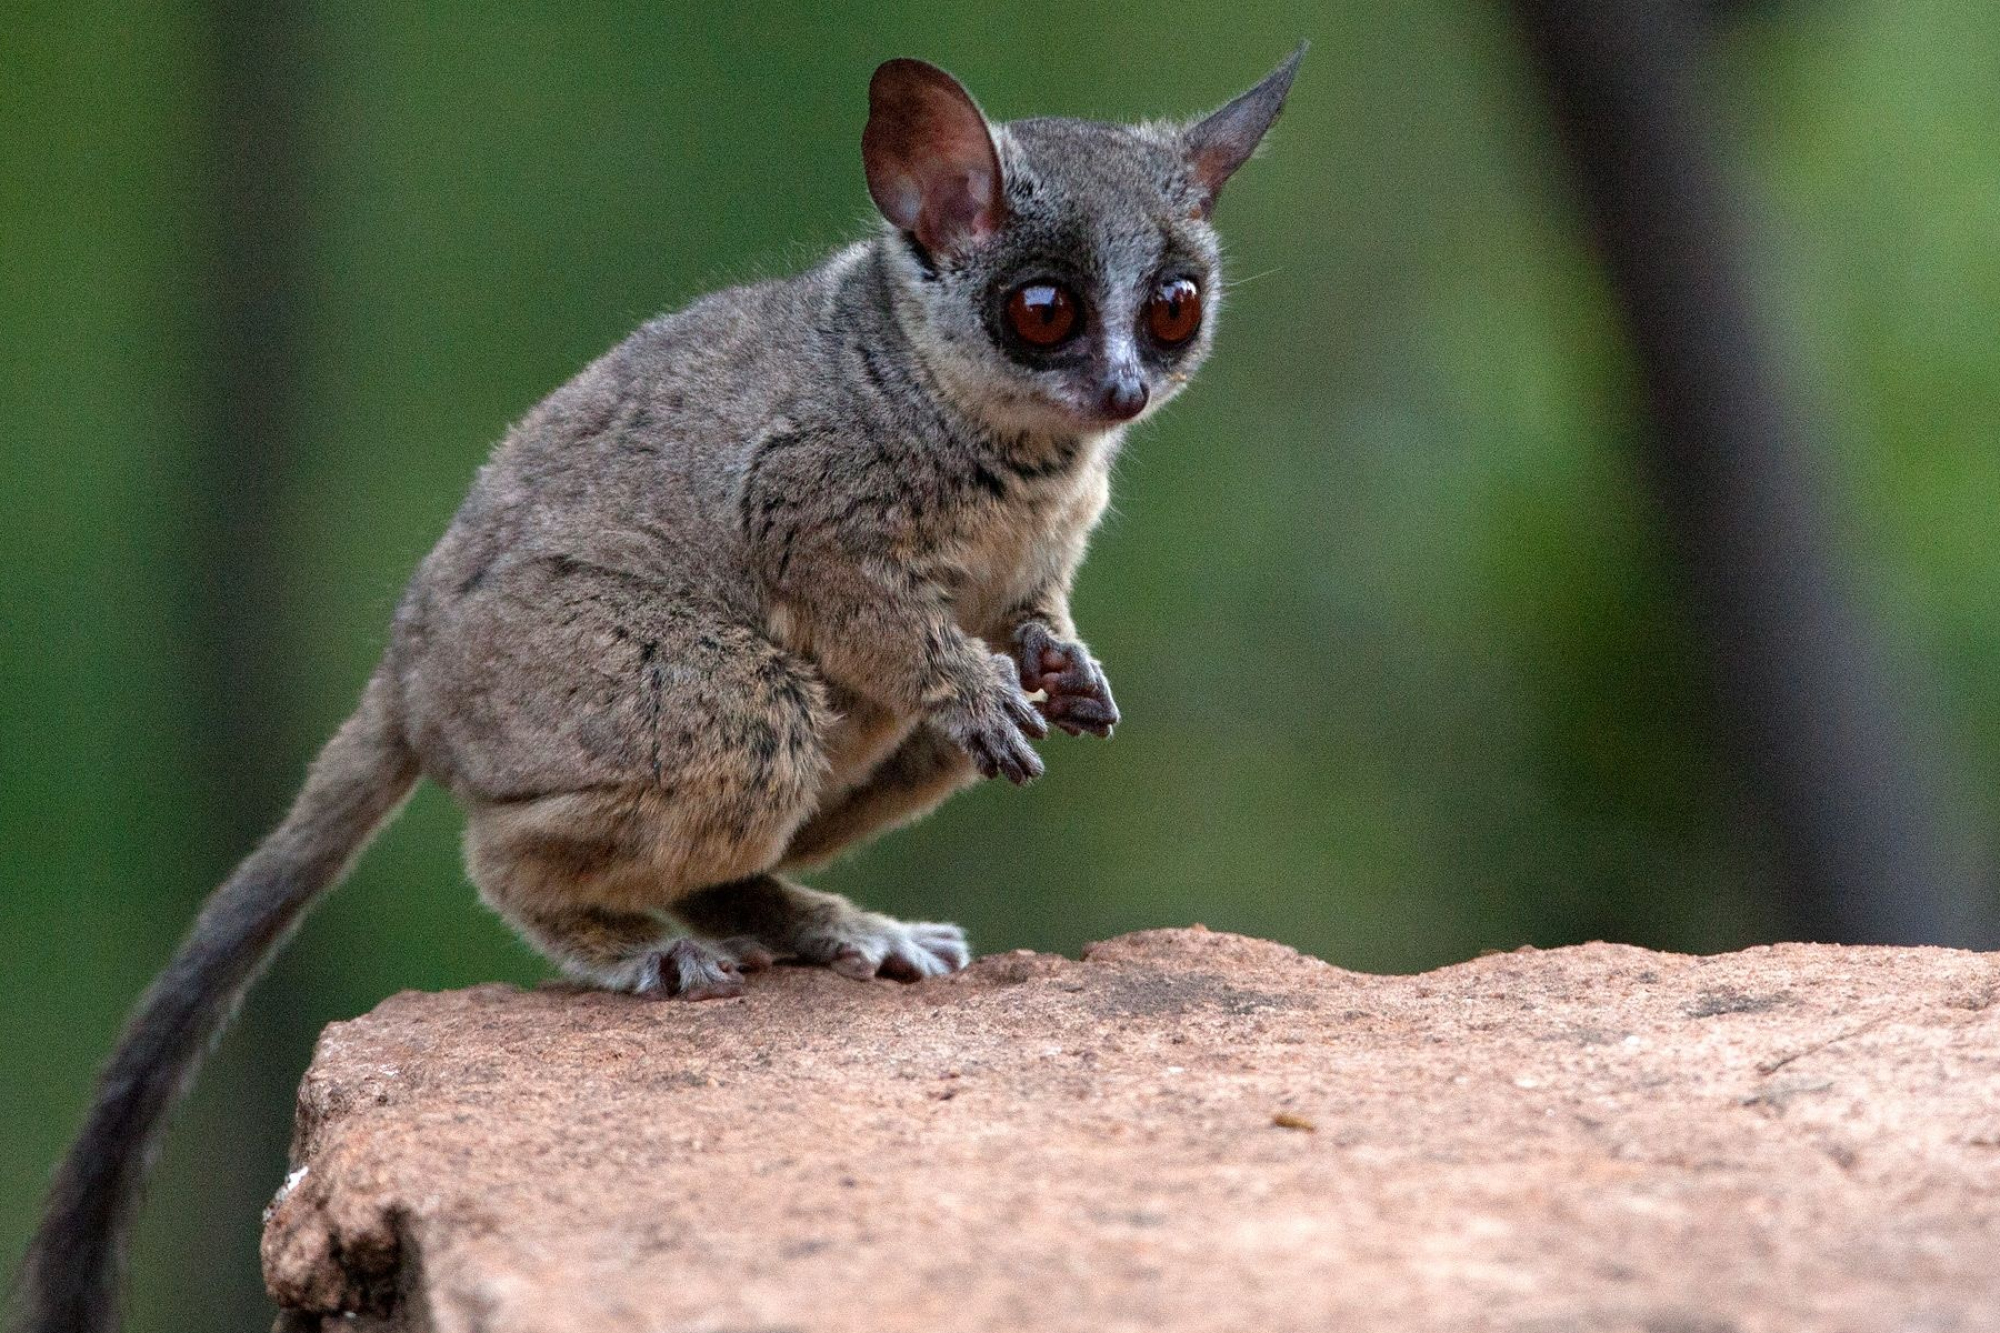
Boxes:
[10,671,419,1333]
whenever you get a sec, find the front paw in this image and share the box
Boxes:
[1014,622,1119,738]
[940,654,1048,785]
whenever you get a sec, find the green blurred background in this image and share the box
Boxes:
[4,2,1997,1328]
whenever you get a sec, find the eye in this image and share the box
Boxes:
[1145,277,1202,347]
[1004,282,1080,347]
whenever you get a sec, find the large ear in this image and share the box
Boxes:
[1183,43,1306,218]
[863,59,1006,257]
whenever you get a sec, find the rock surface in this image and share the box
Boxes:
[263,929,2000,1333]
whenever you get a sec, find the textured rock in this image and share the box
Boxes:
[263,929,2000,1333]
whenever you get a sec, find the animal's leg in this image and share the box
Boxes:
[674,874,970,982]
[778,723,976,871]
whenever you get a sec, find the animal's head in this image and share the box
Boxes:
[863,48,1303,437]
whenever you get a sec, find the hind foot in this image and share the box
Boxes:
[634,938,772,1001]
[800,915,969,982]
[673,877,971,985]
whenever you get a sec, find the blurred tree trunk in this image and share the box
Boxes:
[179,1,319,1327]
[1506,0,1995,945]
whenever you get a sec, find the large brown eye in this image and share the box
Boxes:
[1146,277,1202,346]
[1005,282,1079,347]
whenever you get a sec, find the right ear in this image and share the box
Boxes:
[863,59,1006,258]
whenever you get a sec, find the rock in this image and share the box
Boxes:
[262,930,2000,1333]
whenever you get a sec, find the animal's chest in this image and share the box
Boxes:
[947,464,1110,641]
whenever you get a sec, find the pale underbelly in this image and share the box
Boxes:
[814,686,922,804]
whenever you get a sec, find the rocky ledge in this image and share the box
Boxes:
[263,928,2000,1333]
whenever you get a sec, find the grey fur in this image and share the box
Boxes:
[11,49,1298,1333]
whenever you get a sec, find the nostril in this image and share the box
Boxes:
[1100,377,1149,421]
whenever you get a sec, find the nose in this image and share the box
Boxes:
[1099,372,1149,421]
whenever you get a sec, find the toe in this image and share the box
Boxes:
[717,937,777,972]
[652,939,747,1001]
[828,944,884,980]
[909,923,971,972]
[674,974,746,1002]
[803,918,969,983]
[877,947,929,983]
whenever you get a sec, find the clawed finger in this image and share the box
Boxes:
[996,737,1044,784]
[967,728,1042,784]
[1005,693,1050,739]
[1039,703,1087,738]
[1044,688,1117,735]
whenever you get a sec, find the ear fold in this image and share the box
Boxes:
[1183,43,1307,218]
[863,59,1006,257]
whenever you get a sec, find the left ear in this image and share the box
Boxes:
[1182,43,1306,218]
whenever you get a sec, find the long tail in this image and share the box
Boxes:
[10,670,420,1333]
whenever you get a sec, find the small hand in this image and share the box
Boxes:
[1014,622,1119,738]
[939,653,1048,785]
